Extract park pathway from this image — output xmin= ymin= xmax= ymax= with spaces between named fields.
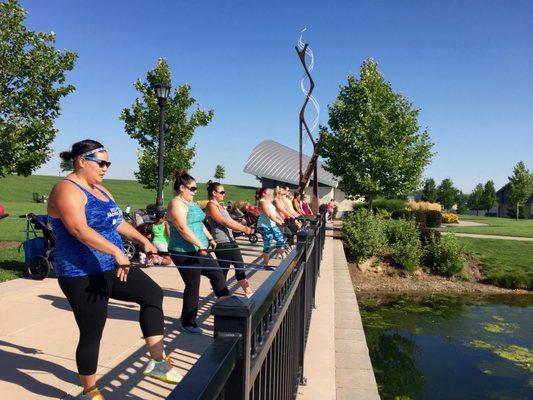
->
xmin=441 ymin=232 xmax=533 ymax=241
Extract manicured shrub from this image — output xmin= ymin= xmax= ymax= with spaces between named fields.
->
xmin=424 ymin=235 xmax=465 ymax=277
xmin=419 ymin=225 xmax=442 ymax=246
xmin=391 ymin=210 xmax=412 ymax=220
xmin=342 ymin=209 xmax=386 ymax=262
xmin=441 ymin=212 xmax=459 ymax=224
xmin=384 ymin=219 xmax=421 ymax=272
xmin=408 ymin=201 xmax=442 ymax=211
xmin=425 ymin=210 xmax=442 ymax=227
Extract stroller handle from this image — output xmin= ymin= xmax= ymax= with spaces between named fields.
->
xmin=19 ymin=213 xmax=35 ymax=219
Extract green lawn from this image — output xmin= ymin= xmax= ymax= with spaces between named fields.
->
xmin=458 ymin=237 xmax=533 ymax=290
xmin=0 ymin=247 xmax=25 ymax=283
xmin=441 ymin=214 xmax=533 ymax=238
xmin=0 ymin=175 xmax=258 ymax=281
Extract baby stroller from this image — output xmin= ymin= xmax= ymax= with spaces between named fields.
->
xmin=19 ymin=213 xmax=55 ymax=280
xmin=121 ymin=208 xmax=155 ymax=259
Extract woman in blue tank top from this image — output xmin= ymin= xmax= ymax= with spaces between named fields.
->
xmin=48 ymin=140 xmax=181 ymax=400
xmin=167 ymin=170 xmax=230 ymax=334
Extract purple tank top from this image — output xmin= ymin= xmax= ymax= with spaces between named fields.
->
xmin=50 ymin=179 xmax=124 ymax=277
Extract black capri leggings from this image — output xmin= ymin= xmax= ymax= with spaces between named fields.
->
xmin=58 ymin=268 xmax=164 ymax=376
xmin=215 ymin=242 xmax=246 ymax=282
xmin=171 ymin=252 xmax=230 ymax=326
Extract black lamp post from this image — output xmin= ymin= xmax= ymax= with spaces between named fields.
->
xmin=154 ymin=83 xmax=170 ymax=214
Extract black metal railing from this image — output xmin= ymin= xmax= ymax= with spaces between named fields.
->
xmin=167 ymin=214 xmax=327 ymax=400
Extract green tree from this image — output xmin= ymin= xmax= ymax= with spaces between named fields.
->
xmin=468 ymin=183 xmax=484 ymax=216
xmin=214 ymin=164 xmax=225 ymax=181
xmin=455 ymin=191 xmax=469 ymax=215
xmin=508 ymin=161 xmax=533 ymax=221
xmin=422 ymin=178 xmax=437 ymax=202
xmin=319 ymin=58 xmax=433 ymax=210
xmin=0 ymin=0 xmax=77 ymax=177
xmin=120 ymin=58 xmax=214 ymax=189
xmin=481 ymin=180 xmax=497 ymax=214
xmin=59 ymin=159 xmax=73 ymax=173
xmin=437 ymin=178 xmax=458 ymax=210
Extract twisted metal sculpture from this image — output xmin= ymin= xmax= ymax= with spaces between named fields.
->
xmin=296 ymin=28 xmax=320 ymax=212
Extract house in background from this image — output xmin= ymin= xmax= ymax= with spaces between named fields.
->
xmin=243 ymin=140 xmax=355 ymax=212
xmin=496 ymin=183 xmax=533 ymax=218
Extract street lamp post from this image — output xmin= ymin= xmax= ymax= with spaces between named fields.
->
xmin=155 ymin=83 xmax=170 ymax=214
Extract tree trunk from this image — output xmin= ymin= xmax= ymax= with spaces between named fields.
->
xmin=516 ymin=203 xmax=519 ymax=221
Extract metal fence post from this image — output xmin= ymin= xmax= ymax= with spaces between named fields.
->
xmin=296 ymin=230 xmax=309 ymax=386
xmin=212 ymin=296 xmax=255 ymax=400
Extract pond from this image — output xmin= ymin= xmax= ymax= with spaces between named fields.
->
xmin=359 ymin=294 xmax=533 ymax=400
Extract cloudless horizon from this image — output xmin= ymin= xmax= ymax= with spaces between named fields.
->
xmin=20 ymin=0 xmax=533 ymax=193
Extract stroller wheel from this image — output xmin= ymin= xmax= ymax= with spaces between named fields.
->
xmin=249 ymin=233 xmax=258 ymax=244
xmin=27 ymin=255 xmax=51 ymax=280
xmin=123 ymin=241 xmax=137 ymax=260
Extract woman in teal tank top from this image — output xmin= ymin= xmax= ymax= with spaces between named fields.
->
xmin=166 ymin=170 xmax=230 ymax=334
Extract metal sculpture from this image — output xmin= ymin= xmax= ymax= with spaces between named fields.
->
xmin=296 ymin=28 xmax=320 ymax=213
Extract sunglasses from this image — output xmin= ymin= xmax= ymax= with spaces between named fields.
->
xmin=216 ymin=190 xmax=226 ymax=195
xmin=186 ymin=185 xmax=198 ymax=193
xmin=85 ymin=156 xmax=111 ymax=168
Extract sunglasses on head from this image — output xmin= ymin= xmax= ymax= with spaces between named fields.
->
xmin=84 ymin=155 xmax=111 ymax=168
xmin=216 ymin=190 xmax=226 ymax=195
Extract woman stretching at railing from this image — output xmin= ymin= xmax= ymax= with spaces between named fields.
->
xmin=167 ymin=170 xmax=230 ymax=335
xmin=205 ymin=180 xmax=254 ymax=297
xmin=256 ymin=187 xmax=287 ymax=265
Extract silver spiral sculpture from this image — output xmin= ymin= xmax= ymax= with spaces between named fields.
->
xmin=296 ymin=28 xmax=320 ymax=212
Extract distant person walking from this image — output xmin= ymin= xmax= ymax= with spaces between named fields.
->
xmin=326 ymin=199 xmax=335 ymax=220
xmin=167 ymin=170 xmax=230 ymax=334
xmin=205 ymin=180 xmax=254 ymax=297
xmin=48 ymin=140 xmax=181 ymax=400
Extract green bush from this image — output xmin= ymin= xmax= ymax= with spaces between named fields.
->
xmin=424 ymin=235 xmax=465 ymax=276
xmin=425 ymin=210 xmax=442 ymax=228
xmin=342 ymin=209 xmax=386 ymax=262
xmin=353 ymin=198 xmax=407 ymax=214
xmin=384 ymin=219 xmax=421 ymax=272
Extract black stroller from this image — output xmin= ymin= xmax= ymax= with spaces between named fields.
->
xmin=19 ymin=213 xmax=55 ymax=280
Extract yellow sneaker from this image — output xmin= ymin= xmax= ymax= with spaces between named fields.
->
xmin=143 ymin=356 xmax=183 ymax=384
xmin=78 ymin=387 xmax=104 ymax=400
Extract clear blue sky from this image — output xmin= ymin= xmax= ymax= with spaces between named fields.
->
xmin=22 ymin=0 xmax=533 ymax=192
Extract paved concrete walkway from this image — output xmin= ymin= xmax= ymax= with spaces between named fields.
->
xmin=441 ymin=232 xmax=533 ymax=241
xmin=0 ymin=238 xmax=276 ymax=399
xmin=297 ymin=225 xmax=380 ymax=400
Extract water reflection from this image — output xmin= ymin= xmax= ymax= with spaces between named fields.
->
xmin=359 ymin=294 xmax=533 ymax=400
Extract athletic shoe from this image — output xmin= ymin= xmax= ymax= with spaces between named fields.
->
xmin=143 ymin=356 xmax=183 ymax=384
xmin=180 ymin=322 xmax=203 ymax=334
xmin=78 ymin=387 xmax=104 ymax=400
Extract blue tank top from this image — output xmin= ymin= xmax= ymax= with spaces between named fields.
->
xmin=50 ymin=179 xmax=124 ymax=277
xmin=169 ymin=201 xmax=209 ymax=252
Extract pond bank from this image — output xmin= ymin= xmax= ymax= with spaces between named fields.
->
xmin=347 ymin=258 xmax=531 ymax=296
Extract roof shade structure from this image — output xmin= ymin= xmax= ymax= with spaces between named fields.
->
xmin=243 ymin=140 xmax=338 ymax=188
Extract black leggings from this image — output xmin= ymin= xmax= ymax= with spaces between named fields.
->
xmin=171 ymin=252 xmax=230 ymax=326
xmin=58 ymin=268 xmax=164 ymax=376
xmin=215 ymin=242 xmax=246 ymax=282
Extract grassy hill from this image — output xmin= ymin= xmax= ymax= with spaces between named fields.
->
xmin=0 ymin=175 xmax=257 ymax=243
